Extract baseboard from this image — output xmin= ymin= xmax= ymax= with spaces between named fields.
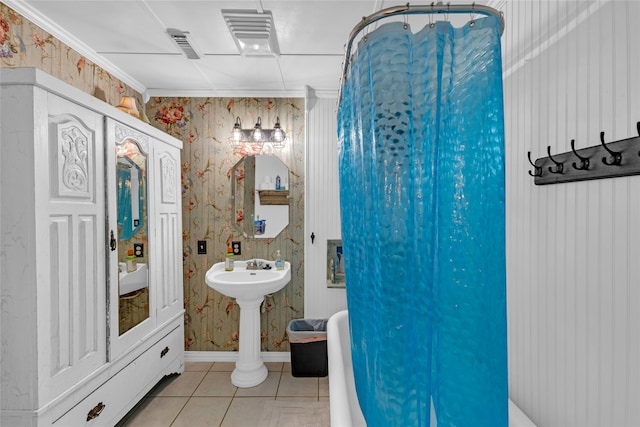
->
xmin=185 ymin=351 xmax=291 ymax=363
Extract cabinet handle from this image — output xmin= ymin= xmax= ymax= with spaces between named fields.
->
xmin=160 ymin=346 xmax=169 ymax=358
xmin=109 ymin=230 xmax=117 ymax=251
xmin=86 ymin=401 xmax=105 ymax=421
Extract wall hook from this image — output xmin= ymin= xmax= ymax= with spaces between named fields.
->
xmin=547 ymin=146 xmax=564 ymax=174
xmin=527 ymin=151 xmax=542 ymax=177
xmin=570 ymin=139 xmax=589 ymax=170
xmin=600 ymin=131 xmax=622 ymax=166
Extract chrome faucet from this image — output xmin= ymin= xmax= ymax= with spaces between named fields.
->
xmin=246 ymin=259 xmax=262 ymax=270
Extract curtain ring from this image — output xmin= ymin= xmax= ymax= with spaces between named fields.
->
xmin=429 ymin=3 xmax=435 ymax=28
xmin=402 ymin=3 xmax=409 ymax=29
xmin=469 ymin=2 xmax=476 ymax=27
xmin=361 ymin=16 xmax=369 ymax=42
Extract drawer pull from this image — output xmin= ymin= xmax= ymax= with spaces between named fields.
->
xmin=160 ymin=346 xmax=169 ymax=358
xmin=86 ymin=402 xmax=105 ymax=421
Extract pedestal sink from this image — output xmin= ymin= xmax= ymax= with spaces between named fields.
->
xmin=205 ymin=259 xmax=291 ymax=387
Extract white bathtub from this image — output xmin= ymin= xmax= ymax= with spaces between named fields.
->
xmin=327 ymin=310 xmax=536 ymax=427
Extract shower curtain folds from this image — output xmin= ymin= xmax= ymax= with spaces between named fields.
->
xmin=337 ymin=15 xmax=507 ymax=427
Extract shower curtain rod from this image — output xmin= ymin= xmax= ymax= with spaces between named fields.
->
xmin=338 ymin=2 xmax=505 ymax=102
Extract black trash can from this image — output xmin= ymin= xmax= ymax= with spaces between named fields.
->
xmin=286 ymin=319 xmax=329 ymax=377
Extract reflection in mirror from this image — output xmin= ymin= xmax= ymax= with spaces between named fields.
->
xmin=117 ymin=157 xmax=143 ymax=240
xmin=231 ymin=155 xmax=289 ymax=239
xmin=232 ymin=156 xmax=255 ymax=238
xmin=116 ymin=139 xmax=149 ymax=335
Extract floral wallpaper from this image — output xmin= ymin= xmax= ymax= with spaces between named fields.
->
xmin=1 ymin=3 xmax=306 ymax=353
xmin=147 ymin=97 xmax=305 ymax=352
xmin=0 ymin=3 xmax=143 ymax=114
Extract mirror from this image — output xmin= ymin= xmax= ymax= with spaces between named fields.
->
xmin=116 ymin=139 xmax=149 ymax=335
xmin=232 ymin=155 xmax=289 ymax=239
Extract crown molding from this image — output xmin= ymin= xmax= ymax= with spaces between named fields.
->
xmin=145 ymin=88 xmax=308 ymax=99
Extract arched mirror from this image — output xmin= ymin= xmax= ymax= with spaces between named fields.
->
xmin=232 ymin=155 xmax=289 ymax=239
xmin=115 ymin=139 xmax=149 ymax=335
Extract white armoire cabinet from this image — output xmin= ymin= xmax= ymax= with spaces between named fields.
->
xmin=1 ymin=68 xmax=184 ymax=426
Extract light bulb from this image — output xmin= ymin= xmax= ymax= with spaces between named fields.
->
xmin=272 ymin=128 xmax=285 ymax=142
xmin=252 ymin=117 xmax=263 ymax=142
xmin=230 ymin=117 xmax=243 ymax=142
xmin=271 ymin=117 xmax=286 ymax=147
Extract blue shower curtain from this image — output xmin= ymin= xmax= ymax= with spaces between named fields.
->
xmin=117 ymin=165 xmax=142 ymax=241
xmin=337 ymin=16 xmax=507 ymax=427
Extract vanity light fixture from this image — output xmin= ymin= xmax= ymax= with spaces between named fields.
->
xmin=229 ymin=116 xmax=287 ymax=152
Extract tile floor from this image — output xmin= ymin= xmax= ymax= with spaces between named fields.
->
xmin=117 ymin=361 xmax=330 ymax=426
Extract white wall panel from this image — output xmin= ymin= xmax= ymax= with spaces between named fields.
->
xmin=503 ymin=1 xmax=640 ymax=425
xmin=304 ymin=93 xmax=348 ymax=319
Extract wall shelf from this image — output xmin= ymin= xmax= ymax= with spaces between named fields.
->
xmin=258 ymin=190 xmax=289 ymax=205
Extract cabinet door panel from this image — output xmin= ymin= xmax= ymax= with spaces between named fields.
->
xmin=154 ymin=148 xmax=184 ymax=326
xmin=41 ymin=93 xmax=107 ymax=402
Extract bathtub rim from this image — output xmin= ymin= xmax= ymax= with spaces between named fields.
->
xmin=327 ymin=309 xmax=536 ymax=427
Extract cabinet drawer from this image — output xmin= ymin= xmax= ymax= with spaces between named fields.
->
xmin=54 ymin=326 xmax=183 ymax=426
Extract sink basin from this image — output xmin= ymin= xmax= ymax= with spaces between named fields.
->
xmin=119 ymin=263 xmax=148 ymax=296
xmin=205 ymin=260 xmax=291 ymax=300
xmin=204 ymin=259 xmax=291 ymax=388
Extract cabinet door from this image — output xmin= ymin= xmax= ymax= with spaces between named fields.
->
xmin=40 ymin=93 xmax=107 ymax=402
xmin=106 ymin=118 xmax=154 ymax=360
xmin=152 ymin=142 xmax=184 ymax=327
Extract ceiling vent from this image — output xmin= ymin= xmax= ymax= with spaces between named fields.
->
xmin=167 ymin=28 xmax=201 ymax=60
xmin=221 ymin=9 xmax=280 ymax=57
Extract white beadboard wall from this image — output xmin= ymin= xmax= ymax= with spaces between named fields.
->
xmin=304 ymin=92 xmax=348 ymax=319
xmin=503 ymin=1 xmax=640 ymax=426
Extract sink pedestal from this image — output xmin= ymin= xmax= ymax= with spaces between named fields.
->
xmin=231 ymin=296 xmax=269 ymax=388
xmin=204 ymin=259 xmax=291 ymax=388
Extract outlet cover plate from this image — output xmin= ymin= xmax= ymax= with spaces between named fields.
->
xmin=232 ymin=241 xmax=241 ymax=255
xmin=133 ymin=243 xmax=144 ymax=258
xmin=197 ymin=240 xmax=207 ymax=254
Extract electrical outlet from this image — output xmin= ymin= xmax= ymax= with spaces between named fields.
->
xmin=197 ymin=240 xmax=207 ymax=254
xmin=232 ymin=241 xmax=241 ymax=255
xmin=133 ymin=243 xmax=144 ymax=258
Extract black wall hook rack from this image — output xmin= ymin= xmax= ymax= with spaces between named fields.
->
xmin=529 ymin=122 xmax=640 ymax=185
